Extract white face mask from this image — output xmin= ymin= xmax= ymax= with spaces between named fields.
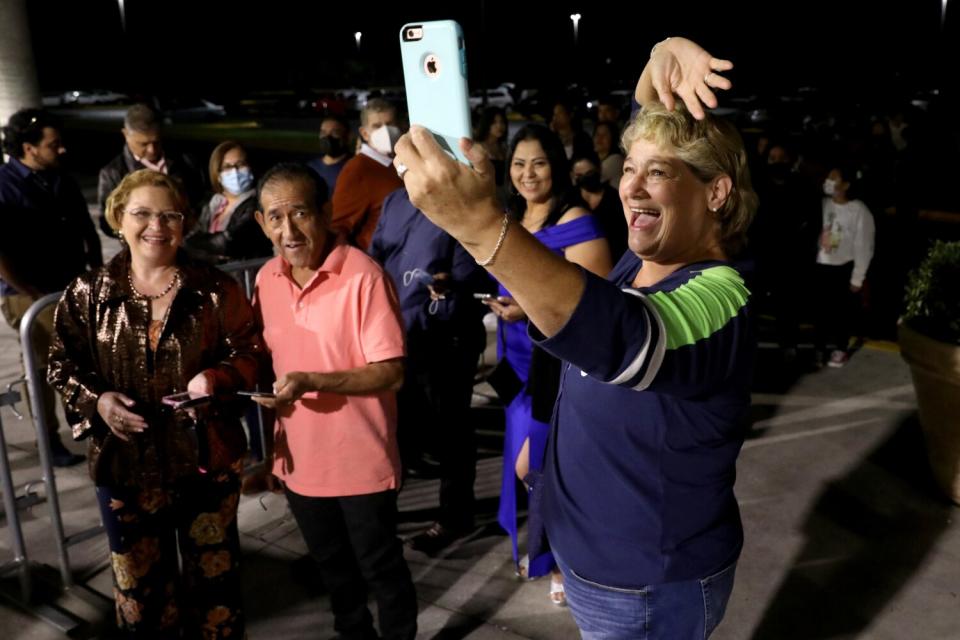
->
xmin=368 ymin=125 xmax=402 ymax=156
xmin=823 ymin=178 xmax=837 ymax=196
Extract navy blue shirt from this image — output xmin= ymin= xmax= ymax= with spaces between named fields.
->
xmin=0 ymin=158 xmax=100 ymax=296
xmin=536 ymin=254 xmax=754 ymax=588
xmin=307 ymin=156 xmax=348 ymax=199
xmin=368 ymin=188 xmax=491 ymax=347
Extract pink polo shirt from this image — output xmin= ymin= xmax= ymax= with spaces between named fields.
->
xmin=253 ymin=242 xmax=405 ymax=497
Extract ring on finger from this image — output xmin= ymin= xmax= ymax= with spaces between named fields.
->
xmin=396 ymin=161 xmax=408 ymax=180
xmin=704 ymin=72 xmax=712 ymax=84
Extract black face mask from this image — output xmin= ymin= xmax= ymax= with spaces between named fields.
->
xmin=318 ymin=135 xmax=345 ymax=158
xmin=575 ymin=171 xmax=604 ymax=194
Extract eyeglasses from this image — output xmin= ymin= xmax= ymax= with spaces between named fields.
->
xmin=220 ymin=161 xmax=249 ymax=171
xmin=125 ymin=208 xmax=185 ymax=226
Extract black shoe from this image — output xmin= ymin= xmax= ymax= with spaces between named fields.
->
xmin=405 ymin=522 xmax=472 ymax=555
xmin=50 ymin=440 xmax=85 ymax=468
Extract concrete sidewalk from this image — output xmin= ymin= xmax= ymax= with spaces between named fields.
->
xmin=1 ymin=290 xmax=958 ymax=638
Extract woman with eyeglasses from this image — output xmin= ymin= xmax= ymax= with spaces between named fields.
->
xmin=184 ymin=140 xmax=273 ymax=263
xmin=47 ymin=169 xmax=264 ymax=637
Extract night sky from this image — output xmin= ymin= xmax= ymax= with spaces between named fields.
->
xmin=26 ymin=0 xmax=957 ymax=104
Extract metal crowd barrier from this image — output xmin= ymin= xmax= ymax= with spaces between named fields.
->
xmin=1 ymin=256 xmax=269 ymax=628
xmin=220 ymin=257 xmax=271 ymax=462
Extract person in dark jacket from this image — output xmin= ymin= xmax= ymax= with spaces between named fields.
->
xmin=369 ymin=187 xmax=492 ymax=552
xmin=185 ymin=141 xmax=273 ymax=263
xmin=0 ymin=107 xmax=101 ymax=466
xmin=97 ymin=103 xmax=204 ymax=235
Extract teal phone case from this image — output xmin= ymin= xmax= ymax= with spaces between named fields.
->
xmin=399 ymin=20 xmax=471 ymax=164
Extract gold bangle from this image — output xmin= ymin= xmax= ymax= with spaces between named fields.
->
xmin=650 ymin=36 xmax=672 ymax=59
xmin=476 ymin=214 xmax=510 ymax=267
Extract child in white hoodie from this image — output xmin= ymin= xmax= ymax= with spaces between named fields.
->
xmin=814 ymin=164 xmax=876 ymax=367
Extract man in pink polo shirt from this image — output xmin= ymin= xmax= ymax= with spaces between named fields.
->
xmin=251 ymin=163 xmax=417 ymax=640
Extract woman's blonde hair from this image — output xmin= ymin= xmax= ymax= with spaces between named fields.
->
xmin=621 ymin=102 xmax=758 ymax=257
xmin=104 ymin=169 xmax=192 ymax=231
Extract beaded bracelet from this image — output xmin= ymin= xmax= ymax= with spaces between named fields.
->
xmin=476 ymin=214 xmax=510 ymax=267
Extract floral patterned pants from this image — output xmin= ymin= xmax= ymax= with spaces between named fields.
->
xmin=96 ymin=471 xmax=243 ymax=639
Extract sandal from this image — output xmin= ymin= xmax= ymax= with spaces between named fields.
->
xmin=549 ymin=574 xmax=567 ymax=607
xmin=515 ymin=554 xmax=532 ymax=580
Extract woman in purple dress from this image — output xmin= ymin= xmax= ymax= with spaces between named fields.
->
xmin=485 ymin=124 xmax=612 ymax=605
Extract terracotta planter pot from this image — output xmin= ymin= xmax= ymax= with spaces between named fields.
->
xmin=899 ymin=322 xmax=960 ymax=505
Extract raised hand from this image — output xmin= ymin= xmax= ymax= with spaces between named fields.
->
xmin=637 ymin=37 xmax=734 ymax=120
xmin=394 ymin=126 xmax=501 ymax=245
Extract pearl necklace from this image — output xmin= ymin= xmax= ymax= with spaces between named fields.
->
xmin=129 ymin=270 xmax=180 ymax=300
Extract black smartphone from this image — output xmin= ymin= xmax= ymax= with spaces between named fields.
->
xmin=236 ymin=390 xmax=277 ymax=399
xmin=161 ymin=391 xmax=212 ymax=409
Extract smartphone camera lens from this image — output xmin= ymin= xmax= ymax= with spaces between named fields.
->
xmin=407 ymin=29 xmax=414 ymax=38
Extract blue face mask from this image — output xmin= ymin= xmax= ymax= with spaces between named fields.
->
xmin=220 ymin=167 xmax=254 ymax=195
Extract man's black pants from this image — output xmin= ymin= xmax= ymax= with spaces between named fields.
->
xmin=285 ymin=488 xmax=418 ymax=640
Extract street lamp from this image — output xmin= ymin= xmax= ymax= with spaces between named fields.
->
xmin=354 ymin=31 xmax=362 ymax=50
xmin=570 ymin=13 xmax=581 ymax=46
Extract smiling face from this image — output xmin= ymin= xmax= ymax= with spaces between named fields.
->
xmin=619 ymin=138 xmax=722 ymax=264
xmin=120 ymin=185 xmax=184 ymax=266
xmin=509 ymin=139 xmax=553 ymax=204
xmin=256 ymin=177 xmax=329 ymax=273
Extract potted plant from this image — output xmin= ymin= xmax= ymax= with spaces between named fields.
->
xmin=898 ymin=240 xmax=960 ymax=504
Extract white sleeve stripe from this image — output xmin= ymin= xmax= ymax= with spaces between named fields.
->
xmin=631 ymin=293 xmax=667 ymax=391
xmin=605 ymin=289 xmax=666 ymax=388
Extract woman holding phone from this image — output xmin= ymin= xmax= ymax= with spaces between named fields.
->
xmin=48 ymin=170 xmax=263 ymax=638
xmin=486 ymin=123 xmax=611 ymax=605
xmin=395 ymin=37 xmax=752 ymax=639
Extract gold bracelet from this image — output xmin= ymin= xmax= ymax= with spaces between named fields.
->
xmin=650 ymin=36 xmax=672 ymax=59
xmin=476 ymin=214 xmax=510 ymax=267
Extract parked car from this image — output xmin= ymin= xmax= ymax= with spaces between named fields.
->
xmin=469 ymin=87 xmax=514 ymax=110
xmin=43 ymin=89 xmax=129 ymax=107
xmin=152 ymin=97 xmax=226 ymax=123
xmin=300 ymin=92 xmax=351 ymax=117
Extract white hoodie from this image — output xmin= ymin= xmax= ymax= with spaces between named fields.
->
xmin=817 ymin=198 xmax=876 ymax=288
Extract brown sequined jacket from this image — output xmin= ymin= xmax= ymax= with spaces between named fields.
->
xmin=47 ymin=250 xmax=264 ymax=488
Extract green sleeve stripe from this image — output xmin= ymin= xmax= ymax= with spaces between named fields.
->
xmin=647 ymin=266 xmax=750 ymax=350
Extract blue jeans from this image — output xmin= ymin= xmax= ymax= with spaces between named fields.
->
xmin=557 ymin=555 xmax=737 ymax=640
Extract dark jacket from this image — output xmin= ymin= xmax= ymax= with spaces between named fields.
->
xmin=97 ymin=145 xmax=205 ymax=234
xmin=0 ymin=157 xmax=102 ymax=296
xmin=368 ymin=187 xmax=491 ymax=358
xmin=47 ymin=250 xmax=264 ymax=488
xmin=184 ymin=192 xmax=273 ymax=263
